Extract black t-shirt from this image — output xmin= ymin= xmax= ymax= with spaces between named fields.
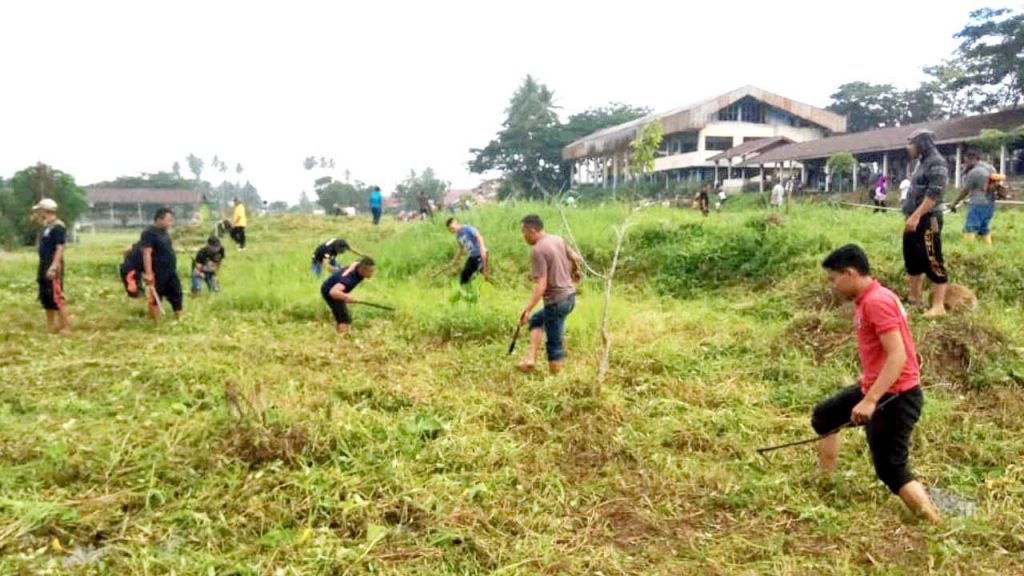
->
xmin=38 ymin=220 xmax=67 ymax=276
xmin=312 ymin=238 xmax=349 ymax=262
xmin=193 ymin=246 xmax=226 ymax=272
xmin=320 ymin=265 xmax=364 ymax=297
xmin=140 ymin=226 xmax=177 ymax=278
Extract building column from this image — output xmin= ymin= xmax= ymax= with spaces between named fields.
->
xmin=882 ymin=152 xmax=889 ymax=181
xmin=852 ymin=160 xmax=858 ymax=191
xmin=801 ymin=163 xmax=808 ymax=186
xmin=137 ymin=202 xmax=142 ymax=223
xmin=759 ymin=164 xmax=765 ymax=194
xmin=602 ymin=157 xmax=608 ymax=189
xmin=1000 ymin=144 xmax=1007 ymax=175
xmin=715 ymin=160 xmax=720 ymax=185
xmin=825 ymin=164 xmax=832 ymax=192
xmin=612 ymin=154 xmax=619 ymax=190
xmin=955 ymin=144 xmax=962 ymax=188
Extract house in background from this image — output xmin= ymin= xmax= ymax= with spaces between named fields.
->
xmin=562 ymin=85 xmax=846 ymax=188
xmin=84 ymin=187 xmax=202 ymax=227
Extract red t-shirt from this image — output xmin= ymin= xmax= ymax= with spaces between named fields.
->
xmin=854 ymin=280 xmax=920 ymax=394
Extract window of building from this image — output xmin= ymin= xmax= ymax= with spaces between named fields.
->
xmin=717 ymin=97 xmax=765 ymax=124
xmin=705 ymin=136 xmax=734 ymax=151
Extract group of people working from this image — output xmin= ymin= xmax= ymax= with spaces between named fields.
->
xmin=27 ymin=129 xmax=1010 ymax=523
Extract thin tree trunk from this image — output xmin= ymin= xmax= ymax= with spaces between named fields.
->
xmin=595 ymin=221 xmax=628 ymax=392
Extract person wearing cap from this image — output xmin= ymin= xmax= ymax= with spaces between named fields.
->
xmin=902 ymin=129 xmax=950 ymax=318
xmin=230 ymin=198 xmax=247 ymax=250
xmin=950 ymin=149 xmax=997 ymax=244
xmin=32 ymin=199 xmax=71 ymax=334
xmin=191 ymin=235 xmax=226 ymax=296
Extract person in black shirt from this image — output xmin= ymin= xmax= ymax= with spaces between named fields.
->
xmin=140 ymin=207 xmax=183 ymax=321
xmin=191 ymin=235 xmax=226 ymax=296
xmin=32 ymin=198 xmax=70 ymax=334
xmin=321 ymin=256 xmax=376 ymax=335
xmin=311 ymin=238 xmax=351 ymax=277
xmin=120 ymin=242 xmax=144 ymax=298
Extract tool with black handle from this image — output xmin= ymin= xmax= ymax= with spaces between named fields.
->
xmin=756 ymin=392 xmax=902 ymax=456
xmin=507 ymin=323 xmax=522 ymax=355
xmin=350 ymin=300 xmax=395 ymax=312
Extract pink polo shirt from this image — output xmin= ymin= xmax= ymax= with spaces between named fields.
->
xmin=854 ymin=280 xmax=920 ymax=394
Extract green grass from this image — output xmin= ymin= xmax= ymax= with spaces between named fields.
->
xmin=2 ymin=201 xmax=1024 ymax=575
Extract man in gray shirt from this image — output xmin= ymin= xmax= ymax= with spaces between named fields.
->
xmin=951 ymin=149 xmax=997 ymax=244
xmin=517 ymin=214 xmax=582 ymax=375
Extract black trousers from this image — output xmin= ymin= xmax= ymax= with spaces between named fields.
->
xmin=460 ymin=256 xmax=483 ymax=285
xmin=230 ymin=226 xmax=247 ymax=248
xmin=903 ymin=214 xmax=947 ymax=284
xmin=811 ymin=385 xmax=924 ymax=494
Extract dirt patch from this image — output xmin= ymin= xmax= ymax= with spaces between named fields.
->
xmin=917 ymin=317 xmax=1006 ymax=386
xmin=224 ymin=423 xmax=309 ymax=467
xmin=779 ymin=313 xmax=854 ymax=362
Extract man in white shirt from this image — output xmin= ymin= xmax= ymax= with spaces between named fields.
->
xmin=899 ymin=177 xmax=911 ymax=206
xmin=771 ymin=182 xmax=785 ymax=208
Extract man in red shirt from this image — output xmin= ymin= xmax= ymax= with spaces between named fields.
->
xmin=814 ymin=244 xmax=939 ymax=523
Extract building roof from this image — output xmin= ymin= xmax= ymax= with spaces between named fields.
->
xmin=739 ymin=108 xmax=1024 ymax=166
xmin=562 ymin=85 xmax=846 ymax=161
xmin=706 ymin=136 xmax=793 ymax=162
xmin=86 ymin=187 xmax=202 ymax=205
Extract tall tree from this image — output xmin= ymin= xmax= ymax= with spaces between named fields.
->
xmin=827 ymin=82 xmax=906 ymax=132
xmin=946 ymin=7 xmax=1024 ymax=111
xmin=469 ymin=75 xmax=562 ymax=198
xmin=172 ymin=161 xmax=181 ymax=177
xmin=186 ymin=153 xmax=204 ymax=183
xmin=0 ymin=164 xmax=87 ymax=246
xmin=303 ymin=156 xmax=317 ymax=171
xmin=393 ymin=168 xmax=447 ymax=210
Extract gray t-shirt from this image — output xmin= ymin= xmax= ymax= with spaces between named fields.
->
xmin=530 ymin=234 xmax=576 ymax=305
xmin=965 ymin=162 xmax=995 ymax=206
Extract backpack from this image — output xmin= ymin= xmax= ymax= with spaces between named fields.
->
xmin=987 ymin=173 xmax=1011 ymax=200
xmin=120 ymin=243 xmax=144 ymax=298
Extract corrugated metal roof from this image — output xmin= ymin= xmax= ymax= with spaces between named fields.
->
xmin=706 ymin=136 xmax=793 ymax=162
xmin=739 ymin=108 xmax=1024 ymax=166
xmin=86 ymin=188 xmax=202 ymax=205
xmin=562 ymin=85 xmax=846 ymax=161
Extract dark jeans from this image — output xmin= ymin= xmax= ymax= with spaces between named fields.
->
xmin=191 ymin=270 xmax=219 ymax=293
xmin=372 ymin=207 xmax=382 ymax=225
xmin=230 ymin=226 xmax=247 ymax=248
xmin=154 ymin=273 xmax=184 ymax=312
xmin=460 ymin=256 xmax=483 ymax=285
xmin=528 ymin=294 xmax=576 ymax=362
xmin=811 ymin=385 xmax=924 ymax=494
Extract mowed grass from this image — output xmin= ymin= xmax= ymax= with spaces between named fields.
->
xmin=2 ymin=200 xmax=1024 ymax=575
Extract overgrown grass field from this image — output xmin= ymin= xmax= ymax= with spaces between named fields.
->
xmin=2 ymin=199 xmax=1024 ymax=575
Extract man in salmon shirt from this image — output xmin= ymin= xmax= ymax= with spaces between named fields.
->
xmin=813 ymin=244 xmax=940 ymax=523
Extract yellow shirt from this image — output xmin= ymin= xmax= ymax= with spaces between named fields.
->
xmin=232 ymin=203 xmax=247 ymax=227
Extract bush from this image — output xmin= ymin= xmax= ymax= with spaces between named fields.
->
xmin=0 ymin=164 xmax=87 ymax=247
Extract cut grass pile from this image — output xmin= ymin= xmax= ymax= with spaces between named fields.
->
xmin=1 ymin=201 xmax=1023 ymax=575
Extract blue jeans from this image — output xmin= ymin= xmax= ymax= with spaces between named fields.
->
xmin=191 ymin=270 xmax=218 ymax=293
xmin=964 ymin=203 xmax=995 ymax=236
xmin=372 ymin=207 xmax=382 ymax=225
xmin=311 ymin=259 xmax=337 ymax=277
xmin=528 ymin=294 xmax=576 ymax=362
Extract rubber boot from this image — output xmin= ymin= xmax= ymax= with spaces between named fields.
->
xmin=962 ymin=232 xmax=976 ymax=242
xmin=981 ymin=234 xmax=992 ymax=245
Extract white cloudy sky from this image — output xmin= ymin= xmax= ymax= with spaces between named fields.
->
xmin=0 ymin=0 xmax=993 ymax=203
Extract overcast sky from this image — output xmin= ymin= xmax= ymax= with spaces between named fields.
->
xmin=0 ymin=0 xmax=995 ymax=203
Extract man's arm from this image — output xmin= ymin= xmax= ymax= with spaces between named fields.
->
xmin=851 ymin=330 xmax=907 ymax=424
xmin=142 ymin=247 xmax=155 ymax=284
xmin=47 ymin=244 xmax=65 ymax=279
xmin=475 ymin=231 xmax=488 ymax=274
xmin=905 ymin=197 xmax=936 ymax=231
xmin=450 ymin=244 xmax=464 ymax=267
xmin=567 ymin=248 xmax=583 ymax=283
xmin=520 ymin=275 xmax=547 ymax=325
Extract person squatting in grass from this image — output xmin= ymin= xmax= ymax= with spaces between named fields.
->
xmin=32 ymin=198 xmax=71 ymax=335
xmin=950 ymin=149 xmax=997 ymax=244
xmin=321 ymin=256 xmax=376 ymax=335
xmin=902 ymin=128 xmax=950 ymax=318
xmin=517 ymin=214 xmax=583 ymax=375
xmin=311 ymin=238 xmax=352 ymax=277
xmin=191 ymin=235 xmax=226 ymax=296
xmin=230 ymin=197 xmax=247 ymax=250
xmin=814 ymin=244 xmax=940 ymax=523
xmin=141 ymin=207 xmax=184 ymax=322
xmin=446 ymin=217 xmax=488 ymax=284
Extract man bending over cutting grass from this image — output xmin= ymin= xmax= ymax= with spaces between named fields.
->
xmin=814 ymin=244 xmax=939 ymax=523
xmin=445 ymin=217 xmax=488 ymax=284
xmin=517 ymin=214 xmax=582 ymax=375
xmin=311 ymin=237 xmax=352 ymax=277
xmin=321 ymin=256 xmax=376 ymax=335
